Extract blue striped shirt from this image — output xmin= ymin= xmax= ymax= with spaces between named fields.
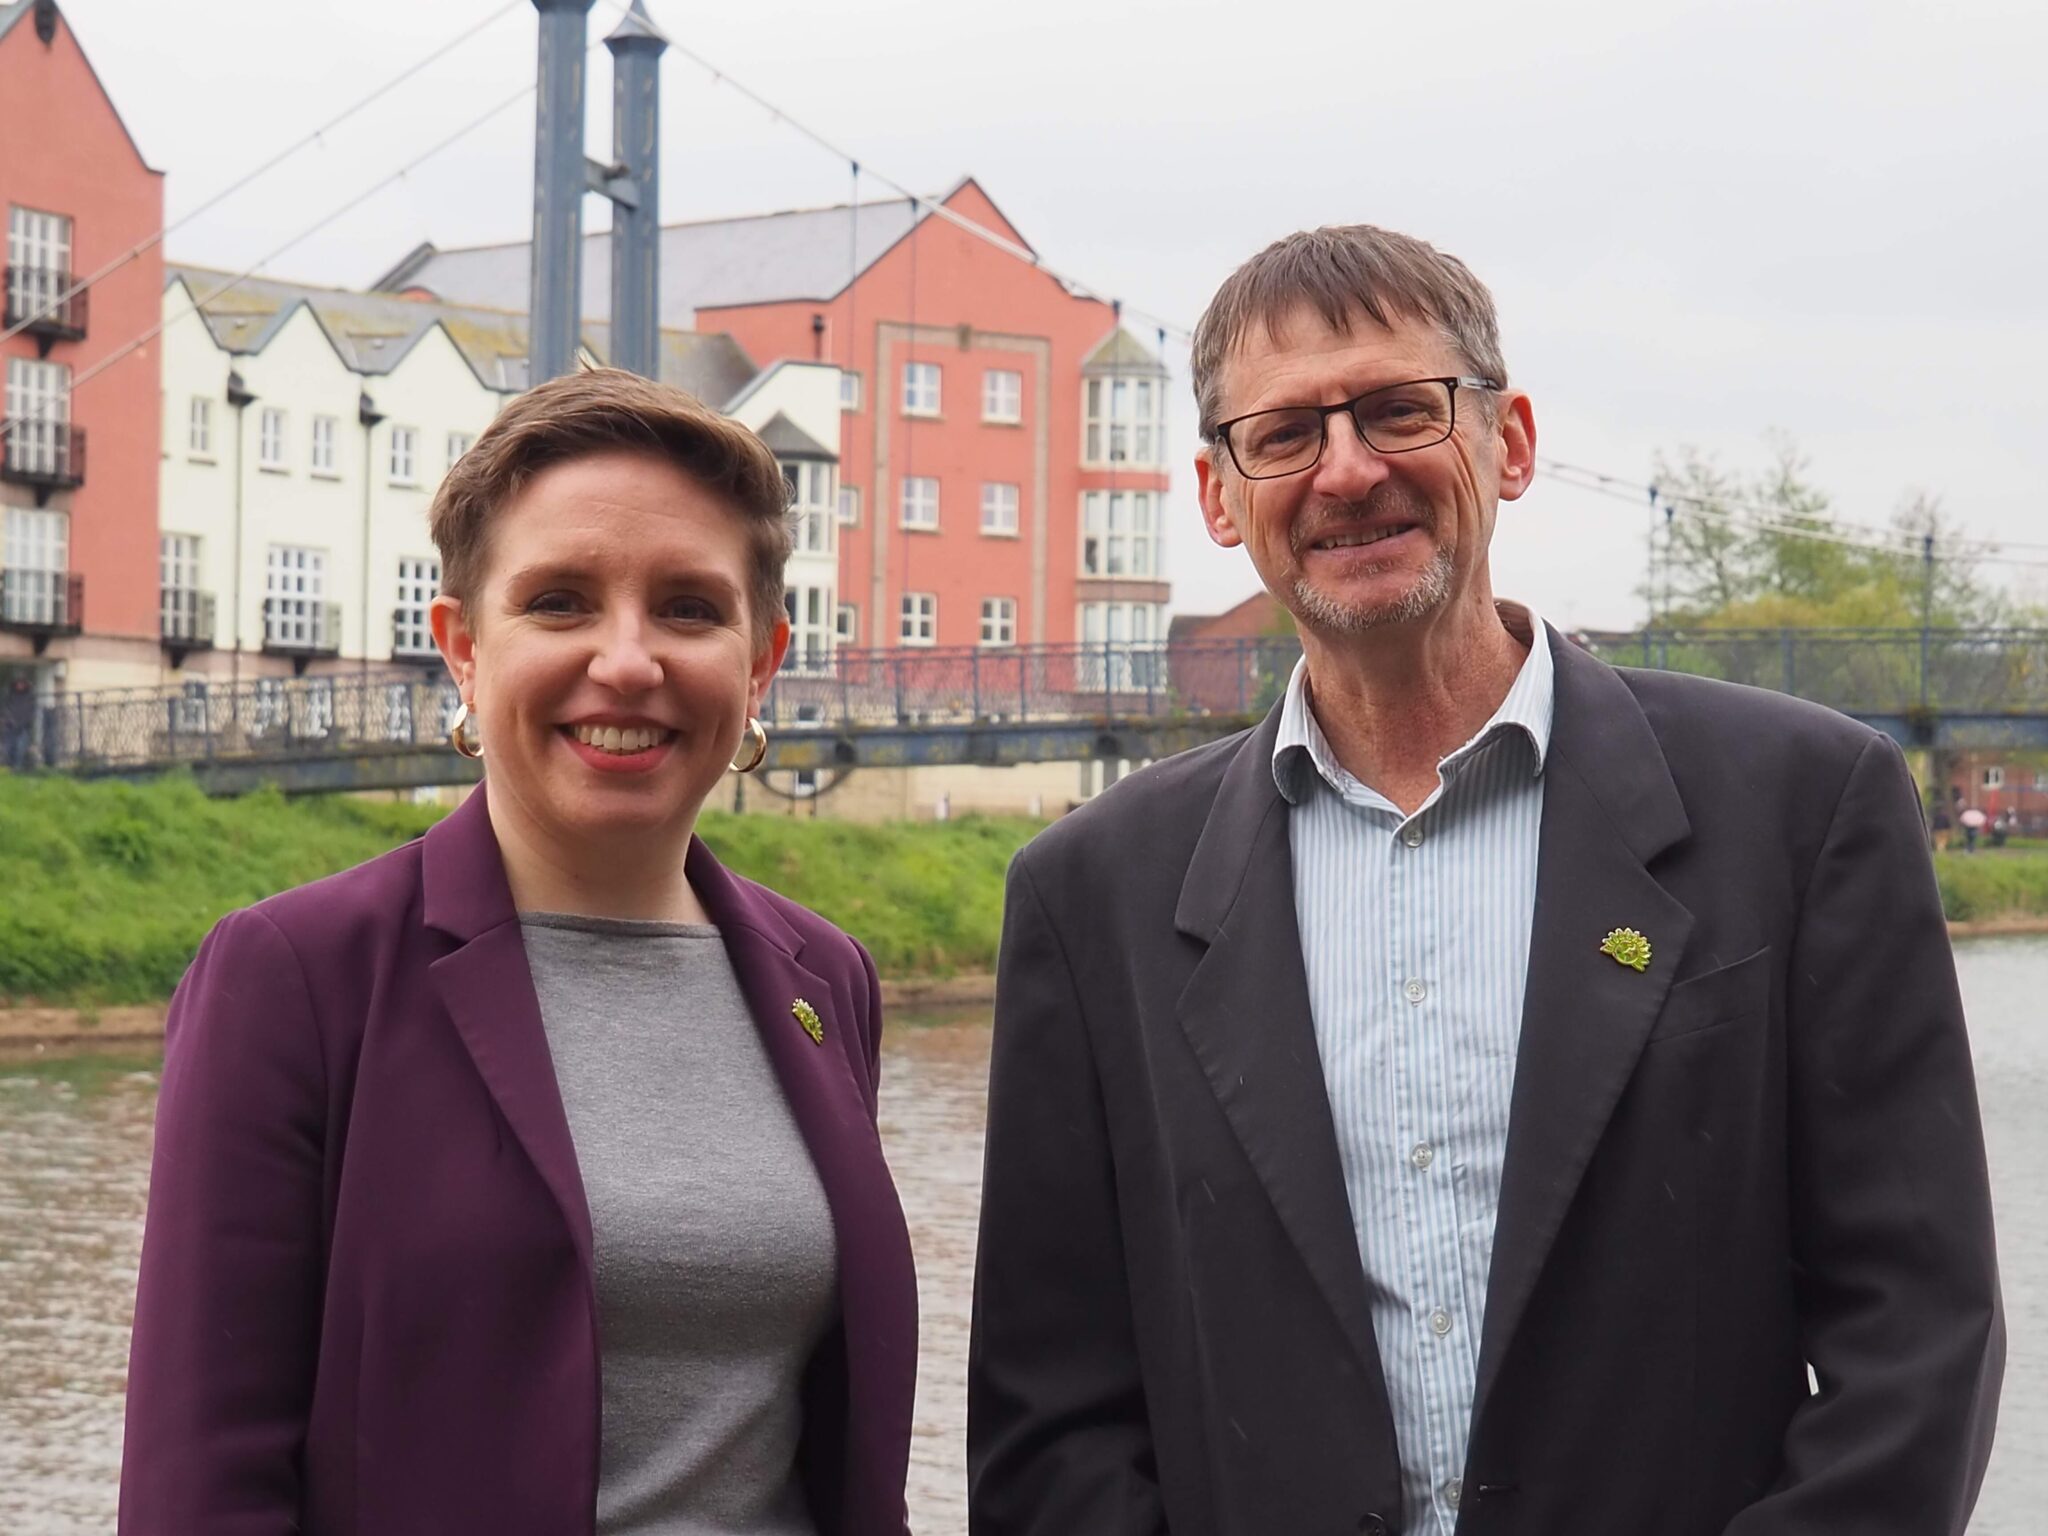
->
xmin=1273 ymin=605 xmax=1554 ymax=1535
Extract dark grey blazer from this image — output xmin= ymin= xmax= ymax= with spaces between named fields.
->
xmin=968 ymin=627 xmax=2003 ymax=1536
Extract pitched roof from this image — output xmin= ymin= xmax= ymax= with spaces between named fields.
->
xmin=374 ymin=189 xmax=953 ymax=324
xmin=168 ymin=264 xmax=757 ymax=403
xmin=754 ymin=411 xmax=835 ymax=460
xmin=0 ymin=0 xmax=162 ymax=174
xmin=1082 ymin=326 xmax=1169 ymax=374
xmin=0 ymin=2 xmax=31 ymax=44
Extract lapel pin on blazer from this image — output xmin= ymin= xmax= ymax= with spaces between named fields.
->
xmin=1600 ymin=927 xmax=1653 ymax=972
xmin=792 ymin=998 xmax=825 ymax=1046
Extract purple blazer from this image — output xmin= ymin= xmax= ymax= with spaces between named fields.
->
xmin=119 ymin=788 xmax=919 ymax=1535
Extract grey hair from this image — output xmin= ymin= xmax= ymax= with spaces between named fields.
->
xmin=1190 ymin=225 xmax=1508 ymax=443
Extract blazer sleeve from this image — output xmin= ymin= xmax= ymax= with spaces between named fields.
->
xmin=1725 ymin=735 xmax=2005 ymax=1535
xmin=967 ymin=853 xmax=1166 ymax=1536
xmin=120 ymin=907 xmax=328 ymax=1535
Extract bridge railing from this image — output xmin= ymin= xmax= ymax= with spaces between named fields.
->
xmin=1579 ymin=628 xmax=2048 ymax=714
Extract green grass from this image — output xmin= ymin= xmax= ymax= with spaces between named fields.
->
xmin=1933 ymin=847 xmax=2048 ymax=923
xmin=0 ymin=773 xmax=1042 ymax=1008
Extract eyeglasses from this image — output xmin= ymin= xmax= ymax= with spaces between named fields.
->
xmin=1209 ymin=376 xmax=1501 ymax=480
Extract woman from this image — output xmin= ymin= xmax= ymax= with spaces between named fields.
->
xmin=119 ymin=370 xmax=918 ymax=1535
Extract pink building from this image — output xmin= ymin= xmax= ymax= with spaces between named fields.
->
xmin=1 ymin=0 xmax=165 ymax=701
xmin=380 ymin=178 xmax=1173 ymax=656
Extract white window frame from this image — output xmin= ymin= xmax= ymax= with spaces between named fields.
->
xmin=388 ymin=424 xmax=419 ymax=485
xmin=835 ymin=602 xmax=859 ymax=645
xmin=446 ymin=430 xmax=474 ymax=470
xmin=7 ymin=207 xmax=72 ymax=324
xmin=310 ymin=414 xmax=338 ymax=476
xmin=258 ymin=407 xmax=288 ymax=471
xmin=1983 ymin=766 xmax=2005 ymax=790
xmin=160 ymin=533 xmax=202 ymax=638
xmin=900 ymin=475 xmax=940 ymax=531
xmin=839 ymin=370 xmax=862 ymax=412
xmin=394 ymin=556 xmax=440 ymax=658
xmin=1078 ymin=600 xmax=1165 ymax=690
xmin=1081 ymin=490 xmax=1159 ymax=577
xmin=264 ymin=545 xmax=329 ymax=648
xmin=784 ymin=582 xmax=834 ymax=672
xmin=980 ymin=482 xmax=1021 ymax=537
xmin=782 ymin=459 xmax=837 ymax=556
xmin=982 ymin=368 xmax=1023 ymax=424
xmin=2 ymin=506 xmax=68 ymax=626
xmin=188 ymin=396 xmax=213 ymax=459
xmin=838 ymin=484 xmax=861 ymax=527
xmin=1084 ymin=374 xmax=1166 ymax=468
xmin=5 ymin=357 xmax=70 ymax=477
xmin=980 ymin=596 xmax=1017 ymax=647
xmin=900 ymin=592 xmax=937 ymax=646
xmin=902 ymin=361 xmax=941 ymax=417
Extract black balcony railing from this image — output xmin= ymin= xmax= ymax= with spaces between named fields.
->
xmin=261 ymin=598 xmax=342 ymax=658
xmin=2 ymin=266 xmax=87 ymax=344
xmin=161 ymin=588 xmax=217 ymax=649
xmin=0 ymin=419 xmax=85 ymax=492
xmin=0 ymin=568 xmax=83 ymax=637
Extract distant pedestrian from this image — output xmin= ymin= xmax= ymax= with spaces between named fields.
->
xmin=2 ymin=674 xmax=34 ymax=772
xmin=1961 ymin=805 xmax=1988 ymax=853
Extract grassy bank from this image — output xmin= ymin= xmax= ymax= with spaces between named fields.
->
xmin=1933 ymin=848 xmax=2048 ymax=923
xmin=0 ymin=774 xmax=1040 ymax=1009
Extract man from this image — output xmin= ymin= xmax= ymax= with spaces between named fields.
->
xmin=968 ymin=226 xmax=2003 ymax=1536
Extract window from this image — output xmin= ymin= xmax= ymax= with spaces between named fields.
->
xmin=983 ymin=368 xmax=1023 ymax=423
xmin=902 ymin=361 xmax=941 ymax=416
xmin=258 ymin=407 xmax=287 ymax=470
xmin=836 ymin=602 xmax=858 ymax=645
xmin=6 ymin=207 xmax=72 ymax=322
xmin=980 ymin=482 xmax=1020 ymax=537
xmin=1079 ymin=600 xmax=1164 ymax=690
xmin=394 ymin=557 xmax=440 ymax=658
xmin=161 ymin=533 xmax=203 ymax=639
xmin=4 ymin=357 xmax=69 ymax=476
xmin=264 ymin=545 xmax=328 ymax=647
xmin=781 ymin=459 xmax=836 ymax=555
xmin=783 ymin=583 xmax=833 ymax=671
xmin=838 ymin=484 xmax=861 ymax=527
xmin=447 ymin=431 xmax=474 ymax=469
xmin=1081 ymin=491 xmax=1160 ymax=577
xmin=2035 ymin=770 xmax=2048 ymax=792
xmin=980 ymin=597 xmax=1017 ymax=647
xmin=188 ymin=396 xmax=213 ymax=457
xmin=1983 ymin=766 xmax=2006 ymax=790
xmin=839 ymin=370 xmax=862 ymax=412
xmin=900 ymin=592 xmax=937 ymax=646
xmin=1084 ymin=374 xmax=1166 ymax=466
xmin=310 ymin=414 xmax=338 ymax=475
xmin=389 ymin=425 xmax=419 ymax=484
xmin=900 ymin=475 xmax=939 ymax=531
xmin=1 ymin=507 xmax=67 ymax=626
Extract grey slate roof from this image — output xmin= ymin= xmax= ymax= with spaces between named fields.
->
xmin=375 ymin=195 xmax=933 ymax=326
xmin=754 ymin=411 xmax=835 ymax=461
xmin=168 ymin=264 xmax=757 ymax=404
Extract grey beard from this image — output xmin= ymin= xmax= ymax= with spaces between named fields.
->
xmin=1289 ymin=544 xmax=1455 ymax=634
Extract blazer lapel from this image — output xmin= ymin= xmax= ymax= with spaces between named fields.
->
xmin=687 ymin=839 xmax=919 ymax=1525
xmin=1174 ymin=708 xmax=1392 ymax=1398
xmin=422 ymin=789 xmax=594 ymax=1278
xmin=1472 ymin=634 xmax=1695 ymax=1423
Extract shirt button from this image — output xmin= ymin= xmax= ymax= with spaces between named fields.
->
xmin=1446 ymin=1479 xmax=1463 ymax=1509
xmin=1430 ymin=1308 xmax=1453 ymax=1336
xmin=1401 ymin=824 xmax=1424 ymax=848
xmin=1403 ymin=978 xmax=1426 ymax=1004
xmin=1410 ymin=1142 xmax=1435 ymax=1170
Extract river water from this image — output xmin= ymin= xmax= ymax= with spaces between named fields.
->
xmin=1 ymin=940 xmax=2042 ymax=1534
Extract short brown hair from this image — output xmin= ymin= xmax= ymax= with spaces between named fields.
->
xmin=1190 ymin=225 xmax=1507 ymax=440
xmin=430 ymin=368 xmax=794 ymax=642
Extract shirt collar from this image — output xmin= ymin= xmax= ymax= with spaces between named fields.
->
xmin=1272 ymin=600 xmax=1556 ymax=806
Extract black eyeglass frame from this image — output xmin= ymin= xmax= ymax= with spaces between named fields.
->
xmin=1209 ymin=375 xmax=1502 ymax=480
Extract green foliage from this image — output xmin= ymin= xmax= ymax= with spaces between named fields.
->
xmin=1932 ymin=850 xmax=2048 ymax=923
xmin=0 ymin=775 xmax=1045 ymax=1008
xmin=1647 ymin=436 xmax=2036 ymax=630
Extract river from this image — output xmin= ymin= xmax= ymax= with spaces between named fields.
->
xmin=1 ymin=939 xmax=2041 ymax=1534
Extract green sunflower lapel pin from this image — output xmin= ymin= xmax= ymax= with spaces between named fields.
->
xmin=792 ymin=998 xmax=825 ymax=1046
xmin=1600 ymin=927 xmax=1652 ymax=972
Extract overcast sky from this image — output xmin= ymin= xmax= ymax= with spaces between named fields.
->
xmin=67 ymin=0 xmax=2048 ymax=627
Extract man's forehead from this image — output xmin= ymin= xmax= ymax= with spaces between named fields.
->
xmin=1218 ymin=302 xmax=1450 ymax=404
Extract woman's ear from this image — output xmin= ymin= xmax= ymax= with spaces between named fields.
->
xmin=430 ymin=594 xmax=477 ymax=697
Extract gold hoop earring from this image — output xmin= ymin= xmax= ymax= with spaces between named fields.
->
xmin=449 ymin=699 xmax=483 ymax=760
xmin=729 ymin=716 xmax=768 ymax=774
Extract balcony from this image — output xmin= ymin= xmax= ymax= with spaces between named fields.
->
xmin=161 ymin=588 xmax=217 ymax=663
xmin=0 ymin=420 xmax=86 ymax=502
xmin=3 ymin=267 xmax=87 ymax=351
xmin=0 ymin=568 xmax=84 ymax=650
xmin=262 ymin=598 xmax=342 ymax=673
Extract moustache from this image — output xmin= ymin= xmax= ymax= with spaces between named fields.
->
xmin=1288 ymin=488 xmax=1437 ymax=559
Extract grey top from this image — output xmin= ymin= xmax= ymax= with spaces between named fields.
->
xmin=520 ymin=913 xmax=840 ymax=1536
